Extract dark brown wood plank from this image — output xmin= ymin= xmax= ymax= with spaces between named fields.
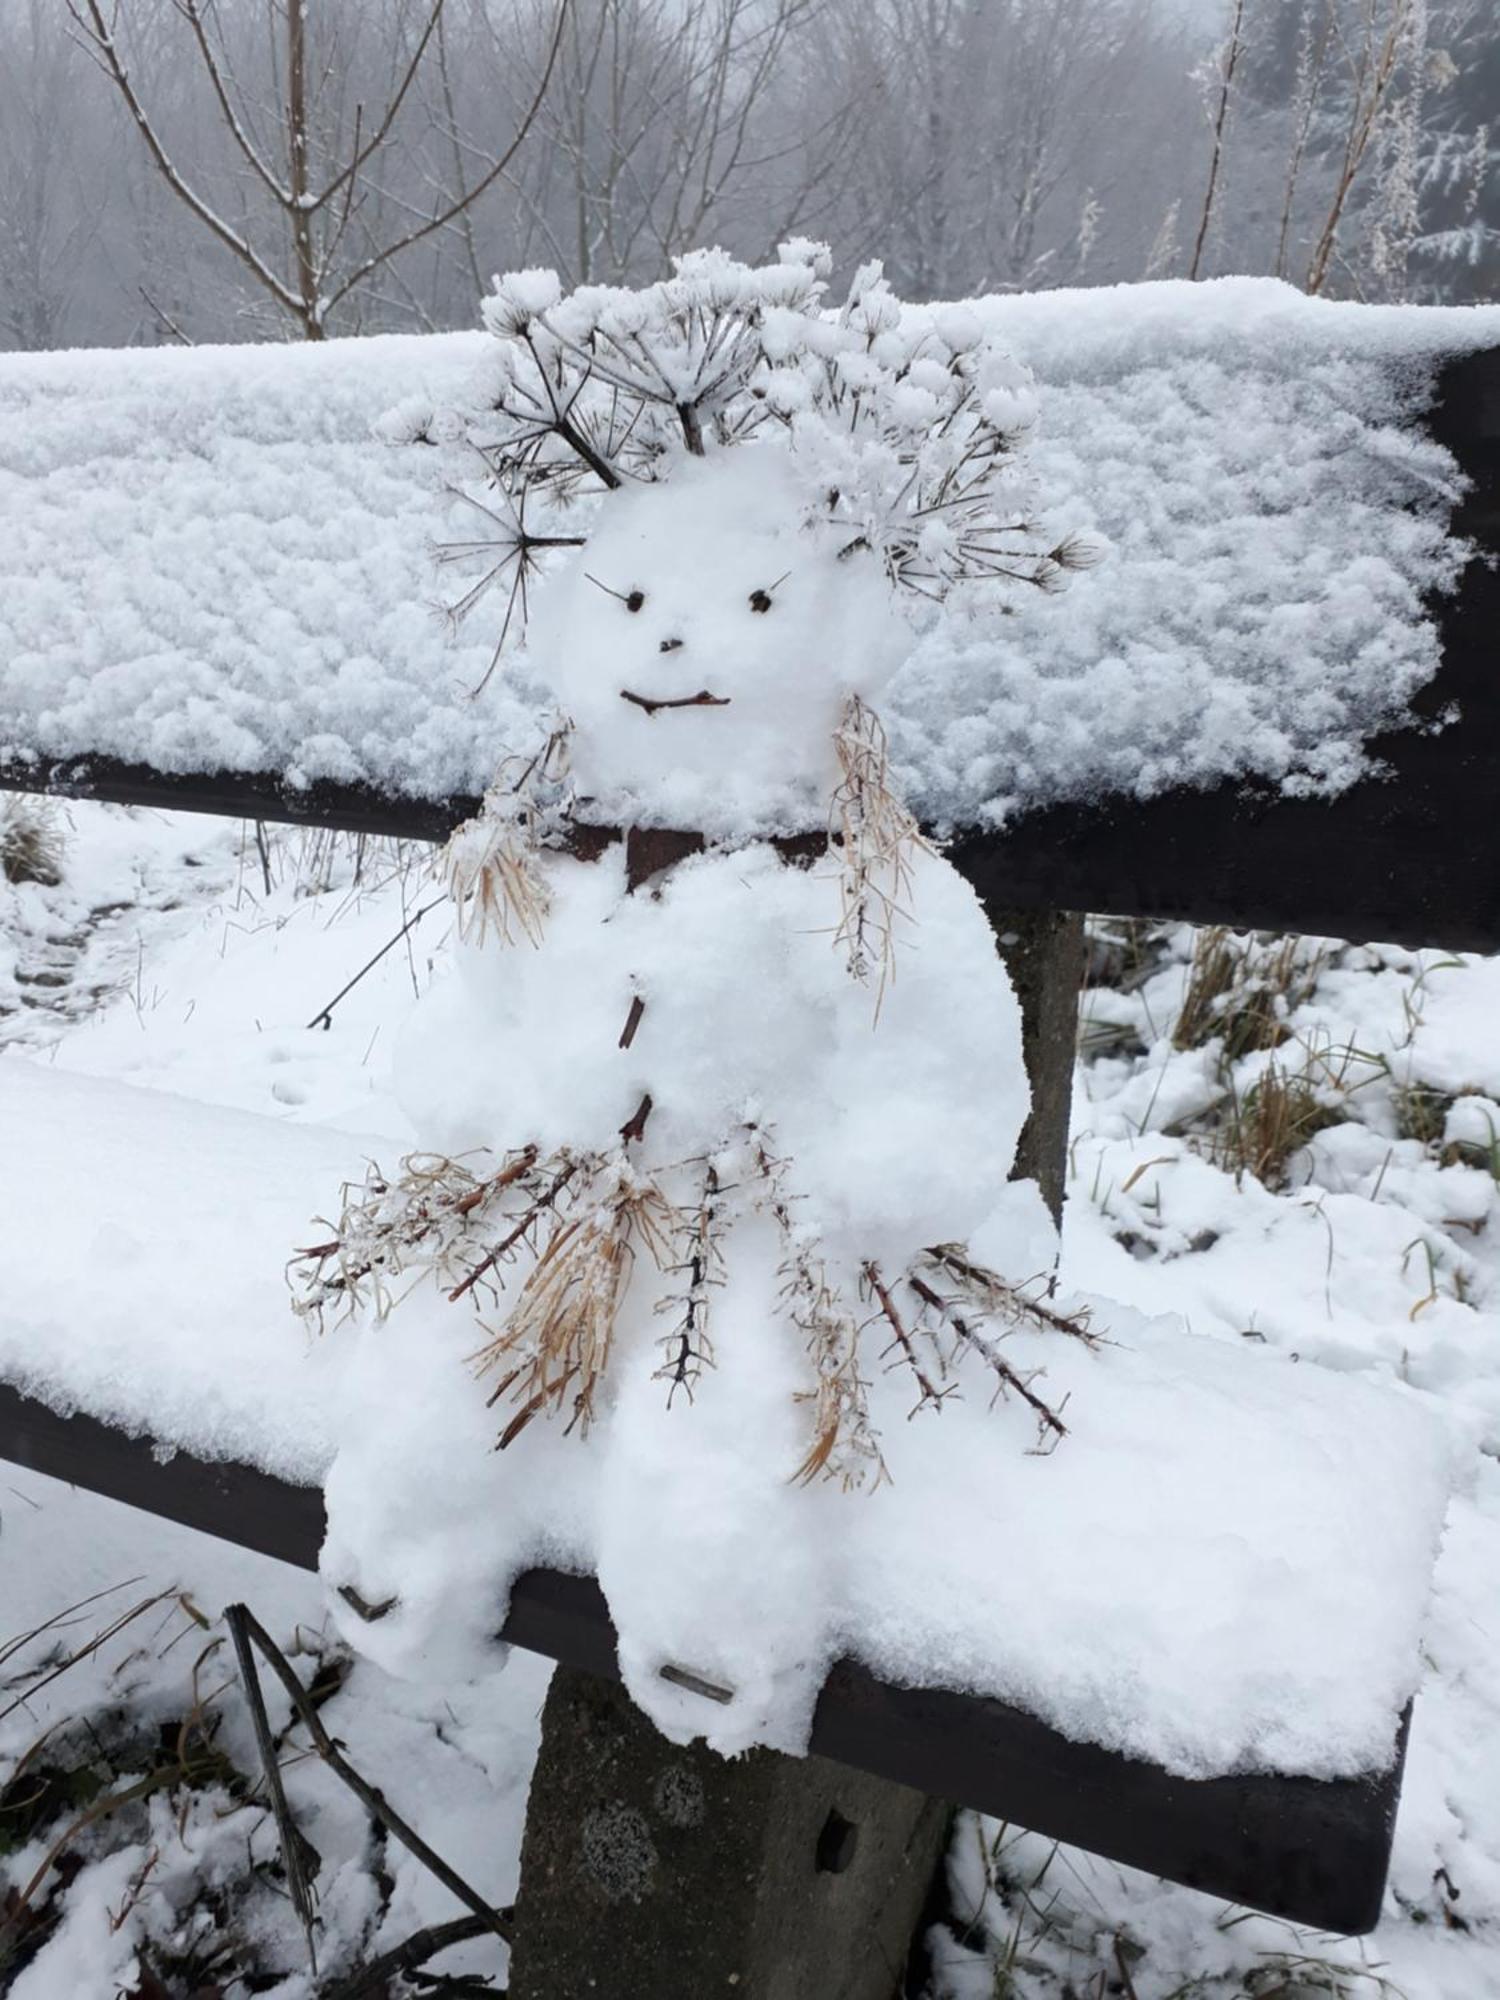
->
xmin=0 ymin=1380 xmax=1405 ymax=1935
xmin=0 ymin=755 xmax=474 ymax=846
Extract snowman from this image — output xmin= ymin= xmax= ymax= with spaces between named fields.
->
xmin=296 ymin=246 xmax=1101 ymax=1748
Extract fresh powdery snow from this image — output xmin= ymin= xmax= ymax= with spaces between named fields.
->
xmin=0 ymin=1054 xmax=1449 ymax=1782
xmin=2 ymin=276 xmax=1498 ymax=825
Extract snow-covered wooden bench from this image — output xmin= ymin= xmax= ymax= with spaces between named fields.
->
xmin=2 ymin=282 xmax=1498 ymax=1983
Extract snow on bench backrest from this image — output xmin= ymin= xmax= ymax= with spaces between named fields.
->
xmin=2 ymin=280 xmax=1499 ymax=945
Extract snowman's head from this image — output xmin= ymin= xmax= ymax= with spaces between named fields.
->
xmin=527 ymin=449 xmax=907 ymax=835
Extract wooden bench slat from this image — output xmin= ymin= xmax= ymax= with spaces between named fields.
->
xmin=0 ymin=1379 xmax=1403 ymax=1935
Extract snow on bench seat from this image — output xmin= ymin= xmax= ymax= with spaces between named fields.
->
xmin=2 ymin=281 xmax=1498 ymax=831
xmin=0 ymin=1056 xmax=1449 ymax=1786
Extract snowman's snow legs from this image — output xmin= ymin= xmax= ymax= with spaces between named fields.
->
xmin=506 ymin=1663 xmax=950 ymax=2000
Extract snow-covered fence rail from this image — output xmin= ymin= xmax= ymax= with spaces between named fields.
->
xmin=1 ymin=289 xmax=1497 ymax=1982
xmin=0 ymin=1380 xmax=1405 ymax=1935
xmin=3 ymin=287 xmax=1498 ymax=947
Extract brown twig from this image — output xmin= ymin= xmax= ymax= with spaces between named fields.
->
xmin=619 ymin=994 xmax=646 ymax=1049
xmin=925 ymin=1246 xmax=1098 ymax=1345
xmin=909 ymin=1275 xmax=1068 ymax=1445
xmin=861 ymin=1261 xmax=949 ymax=1414
xmin=224 ymin=1605 xmax=320 ymax=1968
xmin=322 ymin=1913 xmax=499 ymax=2000
xmin=447 ymin=1161 xmax=578 ymax=1302
xmin=619 ymin=688 xmax=731 ymax=715
xmin=620 ymin=1093 xmax=653 ymax=1144
xmin=306 ymin=898 xmax=442 ymax=1031
xmin=223 ymin=1605 xmax=511 ymax=1945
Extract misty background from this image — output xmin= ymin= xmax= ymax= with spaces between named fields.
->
xmin=1 ymin=0 xmax=1494 ymax=355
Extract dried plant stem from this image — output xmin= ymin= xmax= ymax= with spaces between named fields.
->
xmin=862 ymin=1261 xmax=948 ymax=1414
xmin=656 ymin=1163 xmax=721 ymax=1400
xmin=325 ymin=1914 xmax=497 ymax=2000
xmin=909 ymin=1274 xmax=1068 ymax=1446
xmin=926 ymin=1245 xmax=1097 ymax=1346
xmin=448 ymin=1160 xmax=577 ymax=1302
xmin=292 ymin=1147 xmax=543 ymax=1327
xmin=224 ymin=1604 xmax=511 ymax=1946
xmin=832 ymin=694 xmax=930 ymax=1006
xmin=1190 ymin=0 xmax=1247 ymax=281
xmin=224 ymin=1604 xmax=320 ymax=1968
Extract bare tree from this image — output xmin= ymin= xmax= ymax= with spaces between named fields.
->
xmin=455 ymin=0 xmax=844 ymax=289
xmin=818 ymin=0 xmax=1175 ymax=296
xmin=0 ymin=0 xmax=104 ymax=347
xmin=66 ymin=0 xmax=568 ymax=338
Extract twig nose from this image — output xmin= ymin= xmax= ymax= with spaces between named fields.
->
xmin=659 ymin=637 xmax=683 ymax=653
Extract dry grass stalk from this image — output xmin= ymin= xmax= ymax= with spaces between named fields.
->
xmin=1174 ymin=926 xmax=1325 ymax=1059
xmin=474 ymin=1161 xmax=673 ymax=1445
xmin=442 ymin=724 xmax=573 ymax=949
xmin=289 ymin=1147 xmax=543 ymax=1329
xmin=749 ymin=1137 xmax=887 ymax=1488
xmin=831 ymin=694 xmax=931 ymax=1006
xmin=1219 ymin=1057 xmax=1344 ymax=1191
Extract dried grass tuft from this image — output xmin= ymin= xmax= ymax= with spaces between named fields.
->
xmin=474 ymin=1162 xmax=673 ymax=1444
xmin=443 ymin=725 xmax=573 ymax=948
xmin=0 ymin=799 xmax=66 ymax=887
xmin=831 ymin=694 xmax=931 ymax=1007
xmin=1174 ymin=927 xmax=1325 ymax=1060
xmin=1217 ymin=1057 xmax=1345 ymax=1191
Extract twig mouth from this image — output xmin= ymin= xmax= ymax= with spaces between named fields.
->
xmin=619 ymin=688 xmax=731 ymax=716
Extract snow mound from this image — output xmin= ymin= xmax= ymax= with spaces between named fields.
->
xmin=0 ymin=1057 xmax=1450 ymax=1783
xmin=1 ymin=278 xmax=1497 ymax=825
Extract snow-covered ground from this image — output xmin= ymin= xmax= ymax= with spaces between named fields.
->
xmin=2 ymin=801 xmax=1498 ymax=1996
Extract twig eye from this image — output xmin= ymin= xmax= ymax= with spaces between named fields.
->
xmin=748 ymin=573 xmax=788 ymax=614
xmin=586 ymin=573 xmax=647 ymax=613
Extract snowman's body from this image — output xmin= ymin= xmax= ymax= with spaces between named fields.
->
xmin=322 ymin=447 xmax=1056 ymax=1747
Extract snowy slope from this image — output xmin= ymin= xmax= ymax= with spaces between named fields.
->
xmin=2 ymin=280 xmax=1498 ymax=826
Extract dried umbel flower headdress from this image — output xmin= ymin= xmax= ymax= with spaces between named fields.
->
xmin=389 ymin=239 xmax=1102 ymax=656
